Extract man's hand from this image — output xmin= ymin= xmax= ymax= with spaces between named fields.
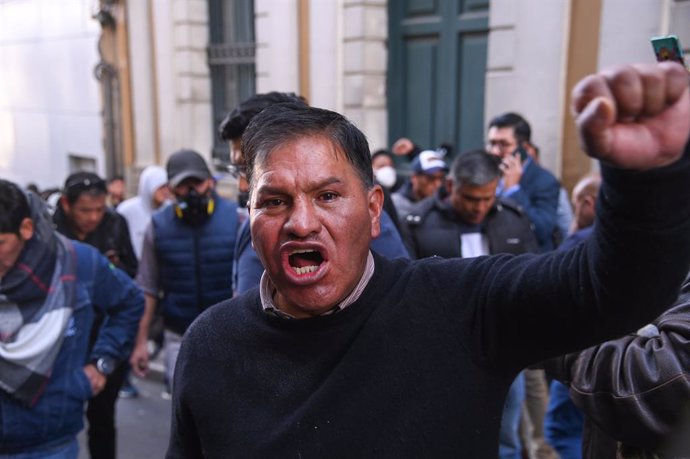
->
xmin=573 ymin=62 xmax=690 ymax=170
xmin=392 ymin=137 xmax=414 ymax=156
xmin=83 ymin=364 xmax=107 ymax=396
xmin=499 ymin=153 xmax=523 ymax=189
xmin=104 ymin=249 xmax=121 ymax=266
xmin=129 ymin=340 xmax=150 ymax=378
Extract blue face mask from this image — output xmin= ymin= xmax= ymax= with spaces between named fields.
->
xmin=175 ymin=189 xmax=214 ymax=226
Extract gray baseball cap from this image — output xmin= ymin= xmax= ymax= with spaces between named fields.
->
xmin=166 ymin=149 xmax=212 ymax=188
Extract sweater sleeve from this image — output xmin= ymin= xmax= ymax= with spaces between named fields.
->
xmin=444 ymin=143 xmax=690 ymax=373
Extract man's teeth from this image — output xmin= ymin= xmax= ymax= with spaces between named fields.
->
xmin=293 ymin=265 xmax=318 ymax=275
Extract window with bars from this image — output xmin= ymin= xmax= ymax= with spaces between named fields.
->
xmin=208 ymin=0 xmax=256 ymax=163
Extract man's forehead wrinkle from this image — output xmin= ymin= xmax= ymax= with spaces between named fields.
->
xmin=255 ymin=172 xmax=344 ymax=196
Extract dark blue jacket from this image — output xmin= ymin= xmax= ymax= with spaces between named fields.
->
xmin=153 ymin=194 xmax=238 ymax=333
xmin=504 ymin=160 xmax=560 ymax=252
xmin=0 ymin=242 xmax=143 ymax=454
xmin=233 ymin=210 xmax=409 ymax=295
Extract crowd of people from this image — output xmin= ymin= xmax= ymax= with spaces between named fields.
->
xmin=1 ymin=61 xmax=689 ymax=459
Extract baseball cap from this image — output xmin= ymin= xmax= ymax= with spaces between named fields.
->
xmin=166 ymin=149 xmax=212 ymax=188
xmin=411 ymin=150 xmax=448 ymax=175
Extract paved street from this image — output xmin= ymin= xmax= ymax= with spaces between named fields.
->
xmin=78 ymin=375 xmax=172 ymax=459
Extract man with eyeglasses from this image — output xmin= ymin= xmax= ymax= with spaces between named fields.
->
xmin=486 ymin=113 xmax=560 ymax=253
xmin=52 ymin=171 xmax=139 ymax=459
xmin=219 ymin=92 xmax=310 ymax=295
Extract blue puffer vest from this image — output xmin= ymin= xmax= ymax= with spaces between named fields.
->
xmin=153 ymin=193 xmax=238 ymax=334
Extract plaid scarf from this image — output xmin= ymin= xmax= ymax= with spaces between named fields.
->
xmin=0 ymin=193 xmax=77 ymax=406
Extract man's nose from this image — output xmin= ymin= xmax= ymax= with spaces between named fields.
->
xmin=89 ymin=211 xmax=102 ymax=223
xmin=285 ymin=199 xmax=321 ymax=238
xmin=478 ymin=201 xmax=491 ymax=215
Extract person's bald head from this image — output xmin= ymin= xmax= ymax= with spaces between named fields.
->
xmin=572 ymin=173 xmax=601 ymax=231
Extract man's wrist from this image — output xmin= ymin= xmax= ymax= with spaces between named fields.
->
xmin=90 ymin=356 xmax=116 ymax=376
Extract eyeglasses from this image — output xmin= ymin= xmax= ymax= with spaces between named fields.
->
xmin=486 ymin=140 xmax=516 ymax=150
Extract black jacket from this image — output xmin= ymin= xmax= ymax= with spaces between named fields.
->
xmin=544 ymin=275 xmax=690 ymax=458
xmin=400 ymin=191 xmax=539 ymax=259
xmin=53 ymin=204 xmax=138 ymax=278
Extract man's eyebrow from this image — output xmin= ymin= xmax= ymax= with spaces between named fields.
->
xmin=313 ymin=177 xmax=344 ymax=188
xmin=255 ymin=177 xmax=344 ymax=195
xmin=254 ymin=185 xmax=286 ymax=196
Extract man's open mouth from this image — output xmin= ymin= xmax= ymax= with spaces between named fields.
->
xmin=288 ymin=249 xmax=325 ymax=275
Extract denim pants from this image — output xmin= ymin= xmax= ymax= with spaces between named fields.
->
xmin=0 ymin=437 xmax=78 ymax=459
xmin=164 ymin=329 xmax=184 ymax=392
xmin=499 ymin=372 xmax=526 ymax=459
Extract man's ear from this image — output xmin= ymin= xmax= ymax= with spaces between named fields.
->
xmin=19 ymin=218 xmax=34 ymax=241
xmin=368 ymin=185 xmax=384 ymax=239
xmin=445 ymin=178 xmax=454 ymax=196
xmin=59 ymin=195 xmax=70 ymax=213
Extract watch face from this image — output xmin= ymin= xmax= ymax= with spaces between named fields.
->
xmin=97 ymin=357 xmax=115 ymax=375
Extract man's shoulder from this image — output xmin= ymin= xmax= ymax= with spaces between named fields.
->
xmin=151 ymin=204 xmax=175 ymax=227
xmin=115 ymin=196 xmax=141 ymax=217
xmin=185 ymin=293 xmax=261 ymax=345
xmin=403 ymin=196 xmax=441 ymax=226
xmin=391 ymin=190 xmax=411 ymax=205
xmin=523 ymin=161 xmax=560 ymax=189
xmin=493 ymin=197 xmax=527 ymax=217
xmin=71 ymin=240 xmax=110 ymax=277
xmin=214 ymin=194 xmax=239 ymax=209
xmin=101 ymin=207 xmax=130 ymax=233
xmin=488 ymin=199 xmax=538 ymax=234
xmin=72 ymin=239 xmax=99 ymax=258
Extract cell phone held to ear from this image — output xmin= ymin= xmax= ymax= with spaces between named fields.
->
xmin=514 ymin=143 xmax=529 ymax=163
xmin=650 ymin=34 xmax=686 ymax=67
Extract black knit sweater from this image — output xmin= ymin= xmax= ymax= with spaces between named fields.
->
xmin=167 ymin=149 xmax=690 ymax=458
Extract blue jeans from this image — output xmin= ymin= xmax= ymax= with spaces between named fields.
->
xmin=499 ymin=372 xmax=526 ymax=459
xmin=0 ymin=437 xmax=78 ymax=459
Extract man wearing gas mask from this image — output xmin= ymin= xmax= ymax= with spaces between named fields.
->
xmin=129 ymin=149 xmax=238 ymax=394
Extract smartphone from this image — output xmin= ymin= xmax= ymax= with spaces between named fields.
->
xmin=514 ymin=143 xmax=529 ymax=162
xmin=651 ymin=35 xmax=686 ymax=66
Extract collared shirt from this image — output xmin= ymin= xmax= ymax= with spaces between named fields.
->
xmin=259 ymin=251 xmax=375 ymax=319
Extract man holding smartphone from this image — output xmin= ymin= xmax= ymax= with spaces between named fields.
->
xmin=486 ymin=113 xmax=561 ymax=253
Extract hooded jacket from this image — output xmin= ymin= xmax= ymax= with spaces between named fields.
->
xmin=117 ymin=165 xmax=169 ymax=260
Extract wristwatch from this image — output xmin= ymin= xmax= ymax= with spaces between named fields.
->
xmin=91 ymin=356 xmax=116 ymax=376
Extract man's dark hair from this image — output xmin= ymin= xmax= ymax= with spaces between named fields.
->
xmin=371 ymin=149 xmax=393 ymax=163
xmin=219 ymin=92 xmax=308 ymax=142
xmin=108 ymin=175 xmax=124 ymax=184
xmin=0 ymin=179 xmax=31 ymax=234
xmin=449 ymin=150 xmax=501 ymax=187
xmin=488 ymin=112 xmax=531 ymax=143
xmin=63 ymin=171 xmax=107 ymax=204
xmin=243 ymin=103 xmax=374 ymax=191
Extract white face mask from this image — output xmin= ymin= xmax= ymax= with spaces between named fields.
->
xmin=374 ymin=166 xmax=397 ymax=188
